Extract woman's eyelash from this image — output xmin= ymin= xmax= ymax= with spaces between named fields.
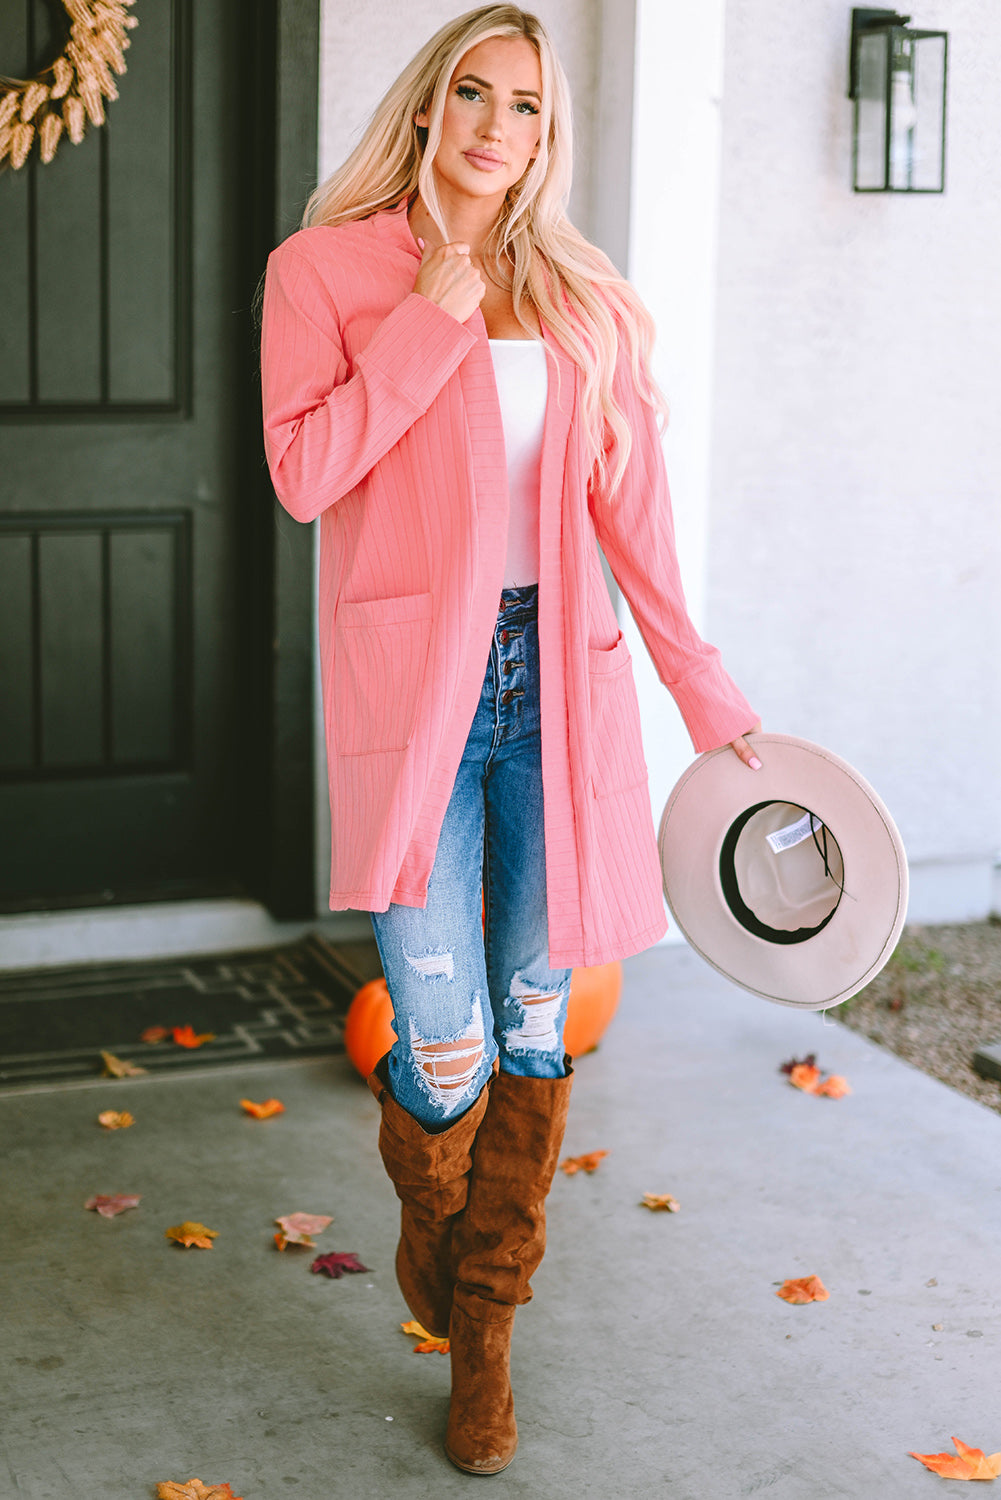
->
xmin=455 ymin=84 xmax=539 ymax=115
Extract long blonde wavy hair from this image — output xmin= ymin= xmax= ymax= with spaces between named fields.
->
xmin=304 ymin=5 xmax=667 ymax=495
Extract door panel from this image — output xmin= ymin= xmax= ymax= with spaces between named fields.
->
xmin=0 ymin=0 xmax=257 ymax=909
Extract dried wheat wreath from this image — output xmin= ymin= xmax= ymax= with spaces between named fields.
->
xmin=0 ymin=0 xmax=138 ymax=171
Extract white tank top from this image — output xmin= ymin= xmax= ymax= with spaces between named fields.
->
xmin=489 ymin=339 xmax=548 ymax=588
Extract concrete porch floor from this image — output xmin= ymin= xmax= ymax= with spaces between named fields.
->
xmin=1 ymin=943 xmax=999 ymax=1500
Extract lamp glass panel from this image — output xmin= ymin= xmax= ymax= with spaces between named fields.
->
xmin=910 ymin=34 xmax=946 ymax=190
xmin=855 ymin=30 xmax=888 ymax=190
xmin=888 ymin=32 xmax=917 ymax=189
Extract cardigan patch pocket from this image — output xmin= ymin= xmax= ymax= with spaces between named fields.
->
xmin=588 ymin=633 xmax=649 ymax=796
xmin=333 ymin=592 xmax=433 ymax=756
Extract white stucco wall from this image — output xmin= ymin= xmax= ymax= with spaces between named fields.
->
xmin=623 ymin=0 xmax=729 ymax=901
xmin=702 ymin=0 xmax=1001 ymax=921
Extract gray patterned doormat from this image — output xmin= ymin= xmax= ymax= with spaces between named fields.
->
xmin=0 ymin=933 xmax=382 ymax=1090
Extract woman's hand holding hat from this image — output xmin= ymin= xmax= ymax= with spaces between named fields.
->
xmin=729 ymin=721 xmax=763 ymax=771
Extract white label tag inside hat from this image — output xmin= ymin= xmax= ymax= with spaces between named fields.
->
xmin=766 ymin=811 xmax=822 ymax=855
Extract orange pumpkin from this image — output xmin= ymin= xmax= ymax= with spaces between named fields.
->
xmin=563 ymin=961 xmax=622 ymax=1056
xmin=344 ymin=961 xmax=622 ymax=1079
xmin=343 ymin=977 xmax=396 ymax=1080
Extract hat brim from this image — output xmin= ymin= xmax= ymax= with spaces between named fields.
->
xmin=658 ymin=734 xmax=908 ymax=1010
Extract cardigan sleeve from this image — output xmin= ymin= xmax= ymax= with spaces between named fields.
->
xmin=261 ymin=240 xmax=477 ymax=523
xmin=587 ymin=347 xmax=757 ymax=754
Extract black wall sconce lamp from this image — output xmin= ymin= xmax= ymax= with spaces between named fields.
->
xmin=849 ymin=8 xmax=948 ymax=192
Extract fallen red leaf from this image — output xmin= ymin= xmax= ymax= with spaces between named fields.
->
xmin=97 ymin=1110 xmax=134 ymax=1129
xmin=166 ymin=1221 xmax=218 ymax=1249
xmin=559 ymin=1150 xmax=609 ymax=1175
xmin=141 ymin=1026 xmax=171 ymax=1044
xmin=85 ymin=1194 xmax=141 ymax=1218
xmin=240 ymin=1097 xmax=285 ymax=1118
xmin=640 ymin=1192 xmax=680 ymax=1212
xmin=274 ymin=1212 xmax=332 ymax=1250
xmin=172 ymin=1024 xmax=215 ymax=1049
xmin=100 ymin=1050 xmax=147 ymax=1078
xmin=776 ymin=1275 xmax=829 ymax=1304
xmin=401 ymin=1318 xmax=450 ymax=1354
xmin=311 ymin=1251 xmax=370 ymax=1279
xmin=909 ymin=1436 xmax=1001 ymax=1480
xmin=155 ymin=1481 xmax=243 ymax=1500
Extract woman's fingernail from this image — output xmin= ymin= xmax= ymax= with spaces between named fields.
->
xmin=417 ymin=236 xmax=425 ymax=249
xmin=749 ymin=756 xmax=762 ymax=771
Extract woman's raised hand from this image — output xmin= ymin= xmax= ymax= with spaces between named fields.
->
xmin=413 ymin=239 xmax=486 ymax=324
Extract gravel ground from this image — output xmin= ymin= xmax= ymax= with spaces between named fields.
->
xmin=835 ymin=919 xmax=1001 ymax=1116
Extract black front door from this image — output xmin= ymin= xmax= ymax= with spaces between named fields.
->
xmin=0 ymin=0 xmax=308 ymax=913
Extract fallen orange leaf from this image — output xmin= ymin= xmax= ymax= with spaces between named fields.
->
xmin=815 ymin=1074 xmax=852 ymax=1098
xmin=155 ymin=1482 xmax=243 ymax=1500
xmin=240 ymin=1097 xmax=286 ymax=1118
xmin=97 ymin=1110 xmax=134 ymax=1129
xmin=909 ymin=1437 xmax=1001 ymax=1480
xmin=172 ymin=1024 xmax=215 ymax=1049
xmin=100 ymin=1051 xmax=147 ymax=1078
xmin=640 ymin=1192 xmax=680 ymax=1212
xmin=783 ymin=1057 xmax=851 ymax=1098
xmin=559 ymin=1150 xmax=609 ymax=1175
xmin=274 ymin=1211 xmax=332 ymax=1250
xmin=141 ymin=1025 xmax=171 ymax=1044
xmin=401 ymin=1319 xmax=450 ymax=1354
xmin=776 ymin=1275 xmax=829 ymax=1304
xmin=166 ymin=1221 xmax=218 ymax=1249
xmin=788 ymin=1063 xmax=822 ymax=1093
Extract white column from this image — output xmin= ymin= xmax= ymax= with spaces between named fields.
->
xmin=622 ymin=0 xmax=728 ymax=906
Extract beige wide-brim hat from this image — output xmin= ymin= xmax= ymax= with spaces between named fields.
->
xmin=657 ymin=734 xmax=908 ymax=1010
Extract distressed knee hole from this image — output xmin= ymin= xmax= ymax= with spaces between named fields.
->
xmin=408 ymin=1002 xmax=485 ymax=1112
xmin=503 ymin=972 xmax=565 ymax=1055
xmin=403 ymin=946 xmax=454 ymax=982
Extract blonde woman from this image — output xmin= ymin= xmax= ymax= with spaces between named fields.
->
xmin=261 ymin=4 xmax=759 ymax=1475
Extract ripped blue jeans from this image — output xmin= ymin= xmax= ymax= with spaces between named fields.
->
xmin=370 ymin=584 xmax=572 ymax=1130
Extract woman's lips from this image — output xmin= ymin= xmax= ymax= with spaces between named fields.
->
xmin=463 ymin=150 xmax=504 ymax=172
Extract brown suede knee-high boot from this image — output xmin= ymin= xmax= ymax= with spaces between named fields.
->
xmin=368 ymin=1055 xmax=493 ymax=1339
xmin=445 ymin=1061 xmax=573 ymax=1475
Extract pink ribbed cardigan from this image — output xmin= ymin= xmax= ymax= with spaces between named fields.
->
xmin=261 ymin=202 xmax=755 ymax=967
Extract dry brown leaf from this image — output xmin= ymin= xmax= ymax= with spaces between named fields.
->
xmin=559 ymin=1150 xmax=609 ymax=1175
xmin=401 ymin=1319 xmax=450 ymax=1354
xmin=909 ymin=1436 xmax=1001 ymax=1480
xmin=97 ymin=1110 xmax=134 ymax=1129
xmin=155 ymin=1481 xmax=243 ymax=1500
xmin=640 ymin=1192 xmax=680 ymax=1212
xmin=166 ymin=1221 xmax=218 ymax=1249
xmin=85 ymin=1194 xmax=140 ymax=1218
xmin=100 ymin=1051 xmax=146 ymax=1078
xmin=141 ymin=1025 xmax=171 ymax=1044
xmin=776 ymin=1275 xmax=829 ymax=1304
xmin=240 ymin=1098 xmax=285 ymax=1119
